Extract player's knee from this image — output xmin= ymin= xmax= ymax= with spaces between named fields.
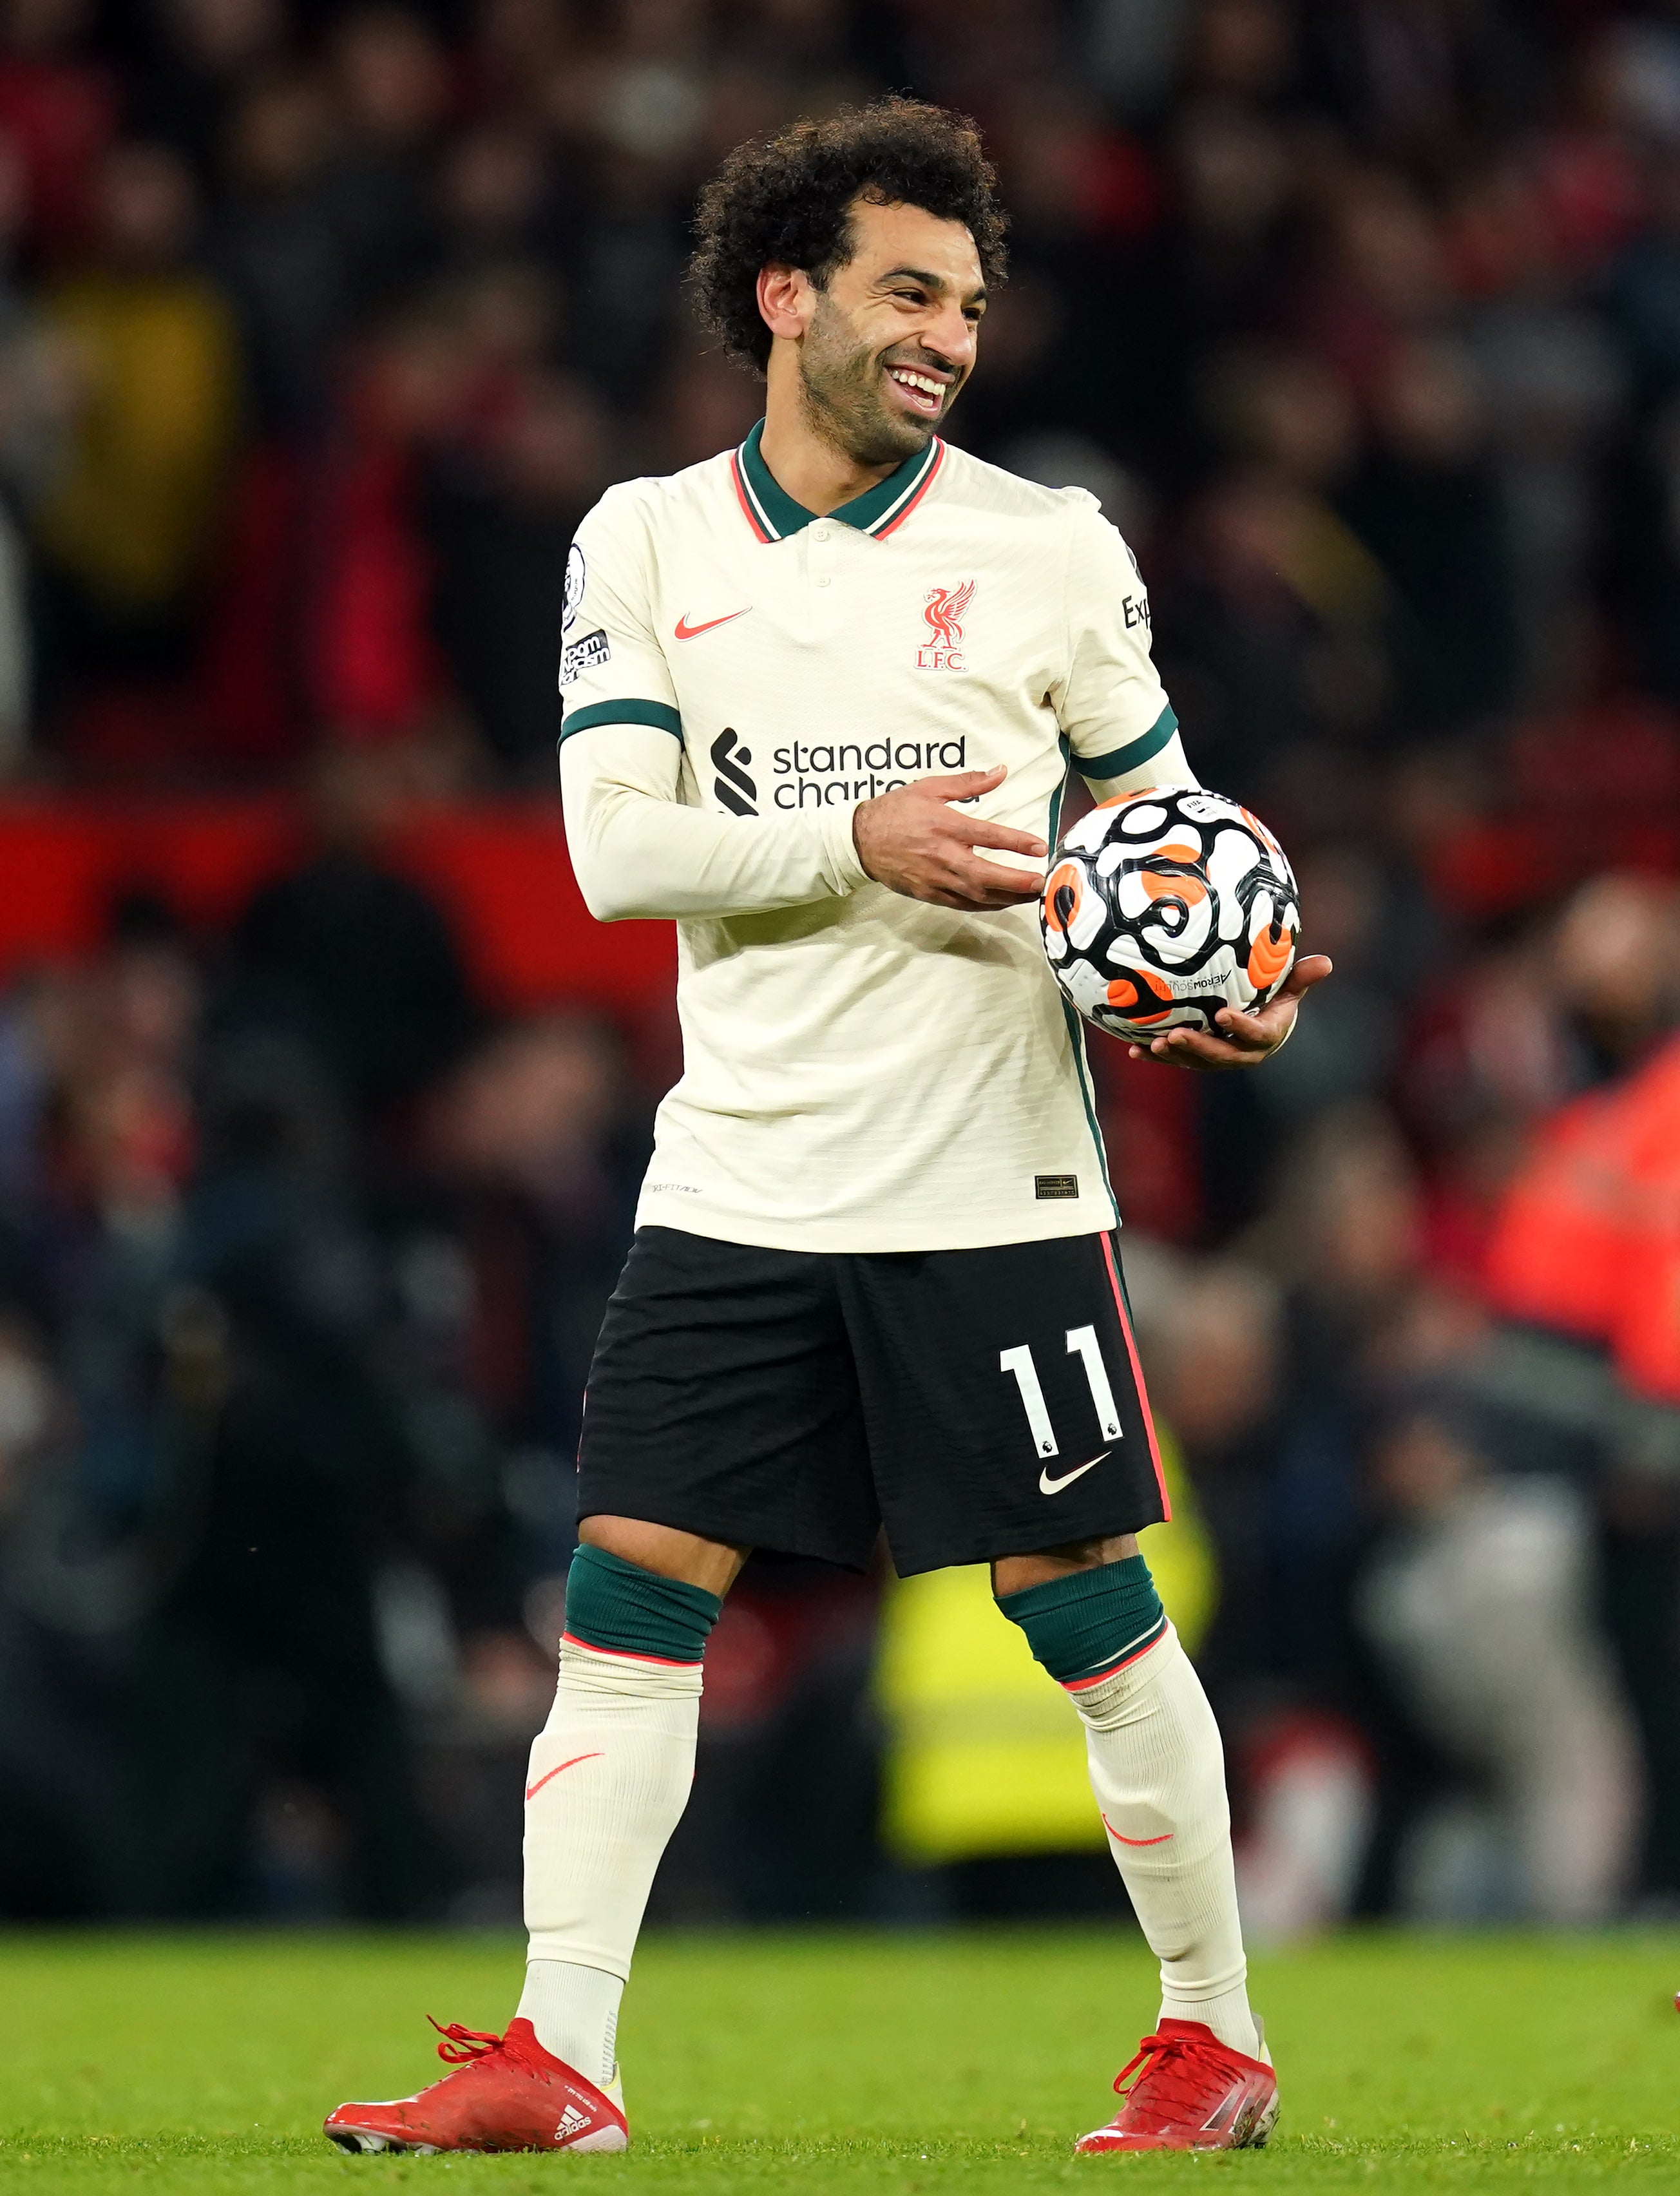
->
xmin=993 ymin=1531 xmax=1140 ymax=1596
xmin=580 ymin=1513 xmax=747 ymax=1596
xmin=995 ymin=1551 xmax=1167 ymax=1695
xmin=561 ymin=1544 xmax=723 ymax=1678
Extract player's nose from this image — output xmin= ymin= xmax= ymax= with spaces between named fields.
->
xmin=922 ymin=305 xmax=975 ymax=372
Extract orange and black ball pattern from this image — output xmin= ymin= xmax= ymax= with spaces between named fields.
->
xmin=1040 ymin=786 xmax=1300 ymax=1043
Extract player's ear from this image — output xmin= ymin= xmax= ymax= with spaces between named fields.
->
xmin=757 ymin=263 xmax=814 ymax=344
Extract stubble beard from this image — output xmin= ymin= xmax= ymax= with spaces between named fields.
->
xmin=796 ymin=292 xmax=935 ymax=471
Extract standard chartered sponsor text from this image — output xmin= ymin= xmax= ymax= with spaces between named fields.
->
xmin=768 ymin=735 xmax=970 ymax=808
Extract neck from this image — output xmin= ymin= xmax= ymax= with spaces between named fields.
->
xmin=759 ymin=354 xmax=909 ymax=515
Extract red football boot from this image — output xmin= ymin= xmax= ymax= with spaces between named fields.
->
xmin=323 ymin=2017 xmax=629 ymax=2154
xmin=1074 ymin=2018 xmax=1277 ymax=2153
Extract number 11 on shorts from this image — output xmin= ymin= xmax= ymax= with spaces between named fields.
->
xmin=999 ymin=1326 xmax=1123 ymax=1458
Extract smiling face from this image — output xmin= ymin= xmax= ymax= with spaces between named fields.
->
xmin=785 ymin=195 xmax=986 ymax=468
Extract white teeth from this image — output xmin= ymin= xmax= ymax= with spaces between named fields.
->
xmin=888 ymin=368 xmax=944 ymax=397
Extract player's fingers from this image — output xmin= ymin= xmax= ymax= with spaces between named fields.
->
xmin=960 ymin=818 xmax=1047 ymax=857
xmin=1124 ymin=1023 xmax=1230 ymax=1067
xmin=1125 ymin=1033 xmax=1218 ymax=1067
xmin=934 ymin=882 xmax=1040 ymax=910
xmin=1148 ymin=1026 xmax=1262 ymax=1069
xmin=1279 ymin=952 xmax=1333 ymax=997
xmin=936 ymin=858 xmax=1043 ymax=909
xmin=919 ymin=765 xmax=1007 ymax=801
xmin=1210 ymin=1005 xmax=1275 ymax=1047
xmin=967 ymin=860 xmax=1047 ymax=903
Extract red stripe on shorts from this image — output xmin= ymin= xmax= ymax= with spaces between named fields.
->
xmin=1101 ymin=1231 xmax=1170 ymax=1522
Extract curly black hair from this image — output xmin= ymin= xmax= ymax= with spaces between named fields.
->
xmin=689 ymin=97 xmax=1008 ymax=373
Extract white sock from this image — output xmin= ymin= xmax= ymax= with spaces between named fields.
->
xmin=1071 ymin=1623 xmax=1261 ymax=2058
xmin=520 ymin=1637 xmax=702 ymax=2085
xmin=517 ymin=1958 xmax=622 ymax=2090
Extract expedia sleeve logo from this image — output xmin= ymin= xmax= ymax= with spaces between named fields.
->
xmin=711 ymin=727 xmax=757 ymax=816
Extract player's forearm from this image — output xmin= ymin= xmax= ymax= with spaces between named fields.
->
xmin=561 ymin=736 xmax=868 ymax=921
xmin=1080 ymin=730 xmax=1199 ymax=800
xmin=575 ymin=792 xmax=864 ymax=920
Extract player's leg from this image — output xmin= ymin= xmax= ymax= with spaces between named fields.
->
xmin=517 ymin=1516 xmax=746 ymax=2096
xmin=844 ymin=1228 xmax=1274 ymax=2154
xmin=993 ymin=1532 xmax=1274 ymax=2151
xmin=327 ymin=1227 xmax=875 ymax=2153
xmin=993 ymin=1532 xmax=1255 ymax=2055
xmin=518 ymin=1219 xmax=872 ymax=2117
xmin=324 ymin=1514 xmax=743 ymax=2157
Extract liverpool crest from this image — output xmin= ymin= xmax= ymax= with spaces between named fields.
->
xmin=917 ymin=580 xmax=975 ymax=671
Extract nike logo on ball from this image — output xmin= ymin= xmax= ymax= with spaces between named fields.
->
xmin=674 ymin=609 xmax=750 ymax=640
xmin=1040 ymin=1449 xmax=1108 ymax=1494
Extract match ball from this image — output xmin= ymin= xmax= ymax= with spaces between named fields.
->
xmin=1041 ymin=786 xmax=1300 ymax=1044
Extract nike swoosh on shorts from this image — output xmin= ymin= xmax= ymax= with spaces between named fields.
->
xmin=1040 ymin=1449 xmax=1109 ymax=1495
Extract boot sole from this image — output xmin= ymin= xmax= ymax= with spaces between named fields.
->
xmin=325 ymin=2124 xmax=628 ymax=2156
xmin=327 ymin=2131 xmax=440 ymax=2155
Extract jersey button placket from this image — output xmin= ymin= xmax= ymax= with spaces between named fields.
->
xmin=803 ymin=523 xmax=843 ymax=637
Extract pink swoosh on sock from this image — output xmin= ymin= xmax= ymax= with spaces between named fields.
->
xmin=1102 ymin=1811 xmax=1173 ymax=1847
xmin=524 ymin=1751 xmax=602 ymax=1801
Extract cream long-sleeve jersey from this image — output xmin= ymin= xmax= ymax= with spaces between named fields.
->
xmin=558 ymin=423 xmax=1197 ymax=1254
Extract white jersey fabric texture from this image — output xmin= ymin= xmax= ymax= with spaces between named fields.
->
xmin=558 ymin=421 xmax=1195 ymax=1255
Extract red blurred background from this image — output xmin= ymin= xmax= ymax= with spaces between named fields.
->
xmin=0 ymin=0 xmax=1675 ymax=1939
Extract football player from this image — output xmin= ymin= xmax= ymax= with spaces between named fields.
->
xmin=327 ymin=96 xmax=1328 ymax=2161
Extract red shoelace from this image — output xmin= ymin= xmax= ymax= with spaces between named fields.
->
xmin=428 ymin=2018 xmax=508 ymax=2065
xmin=1111 ymin=2030 xmax=1224 ymax=2118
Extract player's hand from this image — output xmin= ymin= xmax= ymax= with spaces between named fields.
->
xmin=853 ymin=764 xmax=1046 ymax=912
xmin=1127 ymin=954 xmax=1333 ymax=1071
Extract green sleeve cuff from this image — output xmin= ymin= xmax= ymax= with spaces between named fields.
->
xmin=1076 ymin=703 xmax=1178 ymax=781
xmin=560 ymin=698 xmax=683 ymax=741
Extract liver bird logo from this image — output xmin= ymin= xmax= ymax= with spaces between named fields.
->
xmin=923 ymin=580 xmax=975 ymax=647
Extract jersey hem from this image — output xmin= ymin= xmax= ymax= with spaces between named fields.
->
xmin=632 ymin=1194 xmax=1122 ymax=1254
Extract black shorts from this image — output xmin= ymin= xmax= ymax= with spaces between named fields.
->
xmin=577 ymin=1225 xmax=1169 ymax=1576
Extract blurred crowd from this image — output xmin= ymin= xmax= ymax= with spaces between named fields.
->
xmin=0 ymin=0 xmax=1677 ymax=1929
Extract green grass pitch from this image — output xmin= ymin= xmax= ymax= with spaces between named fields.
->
xmin=2 ymin=1929 xmax=1678 ymax=2190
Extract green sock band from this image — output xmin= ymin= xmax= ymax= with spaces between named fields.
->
xmin=997 ymin=1554 xmax=1166 ymax=1688
xmin=563 ymin=1545 xmax=722 ymax=1666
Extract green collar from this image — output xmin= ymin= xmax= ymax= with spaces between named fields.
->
xmin=732 ymin=419 xmax=945 ymax=542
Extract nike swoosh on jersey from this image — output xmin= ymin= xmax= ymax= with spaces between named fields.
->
xmin=524 ymin=1750 xmax=602 ymax=1800
xmin=1039 ymin=1449 xmax=1109 ymax=1495
xmin=674 ymin=608 xmax=750 ymax=640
